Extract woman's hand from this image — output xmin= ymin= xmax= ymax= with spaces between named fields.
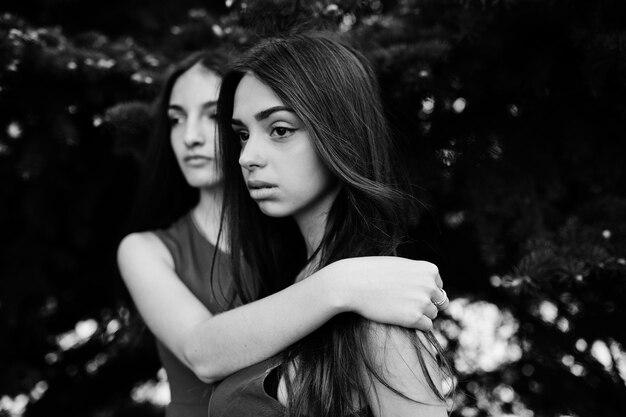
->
xmin=326 ymin=257 xmax=448 ymax=331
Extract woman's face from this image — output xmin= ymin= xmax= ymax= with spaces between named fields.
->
xmin=169 ymin=63 xmax=222 ymax=189
xmin=232 ymin=73 xmax=338 ymax=221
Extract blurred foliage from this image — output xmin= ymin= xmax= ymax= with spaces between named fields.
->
xmin=0 ymin=0 xmax=625 ymax=416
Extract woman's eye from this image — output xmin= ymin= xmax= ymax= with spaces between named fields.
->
xmin=236 ymin=131 xmax=249 ymax=142
xmin=168 ymin=115 xmax=183 ymax=126
xmin=271 ymin=126 xmax=295 ymax=137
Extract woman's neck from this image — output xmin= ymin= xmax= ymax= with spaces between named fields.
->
xmin=192 ymin=185 xmax=225 ymax=248
xmin=293 ymin=185 xmax=340 ymax=259
xmin=296 ymin=211 xmax=327 ymax=259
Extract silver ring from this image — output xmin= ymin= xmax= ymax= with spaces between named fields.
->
xmin=433 ymin=289 xmax=448 ymax=308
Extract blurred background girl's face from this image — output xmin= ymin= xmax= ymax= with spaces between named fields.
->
xmin=168 ymin=63 xmax=222 ymax=189
xmin=233 ymin=73 xmax=338 ymax=221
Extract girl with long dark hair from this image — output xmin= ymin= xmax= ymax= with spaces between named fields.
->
xmin=210 ymin=33 xmax=451 ymax=416
xmin=117 ymin=48 xmax=449 ymax=417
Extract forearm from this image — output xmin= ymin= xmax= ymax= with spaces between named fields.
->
xmin=184 ymin=264 xmax=346 ymax=383
xmin=120 ymin=235 xmax=444 ymax=384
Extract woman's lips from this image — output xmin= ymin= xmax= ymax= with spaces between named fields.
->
xmin=246 ymin=180 xmax=277 ymax=200
xmin=184 ymin=155 xmax=212 ymax=167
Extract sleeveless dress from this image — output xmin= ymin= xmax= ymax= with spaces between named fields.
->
xmin=154 ymin=214 xmax=369 ymax=417
xmin=208 ymin=357 xmax=286 ymax=417
xmin=208 ymin=356 xmax=370 ymax=417
xmin=153 ymin=212 xmax=239 ymax=417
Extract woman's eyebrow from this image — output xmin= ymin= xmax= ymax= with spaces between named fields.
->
xmin=254 ymin=106 xmax=295 ymax=121
xmin=168 ymin=100 xmax=217 ymax=111
xmin=231 ymin=106 xmax=295 ymax=126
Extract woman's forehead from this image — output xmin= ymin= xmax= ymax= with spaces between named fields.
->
xmin=232 ymin=74 xmax=286 ymax=119
xmin=170 ymin=64 xmax=221 ymax=105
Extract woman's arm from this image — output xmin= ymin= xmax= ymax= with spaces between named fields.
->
xmin=363 ymin=325 xmax=449 ymax=417
xmin=117 ymin=232 xmax=445 ymax=384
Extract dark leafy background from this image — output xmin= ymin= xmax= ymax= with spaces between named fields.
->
xmin=1 ymin=1 xmax=625 ymax=416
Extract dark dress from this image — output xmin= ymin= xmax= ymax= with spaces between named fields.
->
xmin=208 ymin=357 xmax=286 ymax=417
xmin=208 ymin=358 xmax=370 ymax=417
xmin=153 ymin=212 xmax=239 ymax=417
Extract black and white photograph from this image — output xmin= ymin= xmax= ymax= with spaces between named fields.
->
xmin=1 ymin=1 xmax=625 ymax=416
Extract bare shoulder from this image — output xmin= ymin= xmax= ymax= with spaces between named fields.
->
xmin=363 ymin=322 xmax=447 ymax=407
xmin=117 ymin=231 xmax=174 ymax=272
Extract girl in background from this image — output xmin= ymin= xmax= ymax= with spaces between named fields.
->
xmin=211 ymin=33 xmax=451 ymax=416
xmin=117 ymin=48 xmax=449 ymax=417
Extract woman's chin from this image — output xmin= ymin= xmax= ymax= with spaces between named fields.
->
xmin=256 ymin=200 xmax=291 ymax=218
xmin=187 ymin=175 xmax=223 ymax=189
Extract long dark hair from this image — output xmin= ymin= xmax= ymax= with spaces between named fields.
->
xmin=129 ymin=49 xmax=232 ymax=233
xmin=218 ymin=33 xmax=450 ymax=416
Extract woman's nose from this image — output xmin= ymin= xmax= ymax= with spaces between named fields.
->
xmin=238 ymin=133 xmax=266 ymax=170
xmin=183 ymin=119 xmax=205 ymax=147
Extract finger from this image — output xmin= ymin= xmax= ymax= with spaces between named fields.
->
xmin=432 ymin=288 xmax=449 ymax=311
xmin=415 ymin=315 xmax=433 ymax=332
xmin=435 ymin=272 xmax=444 ymax=289
xmin=423 ymin=302 xmax=439 ymax=320
xmin=435 ymin=297 xmax=449 ymax=311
